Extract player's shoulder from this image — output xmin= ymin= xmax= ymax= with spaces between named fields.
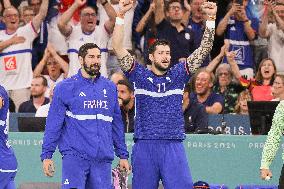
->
xmin=99 ymin=76 xmax=117 ymax=89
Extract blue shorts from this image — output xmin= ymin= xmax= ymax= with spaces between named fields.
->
xmin=0 ymin=172 xmax=16 ymax=189
xmin=131 ymin=140 xmax=193 ymax=189
xmin=61 ymin=154 xmax=112 ymax=189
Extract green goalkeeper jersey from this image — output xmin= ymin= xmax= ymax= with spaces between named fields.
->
xmin=261 ymin=100 xmax=284 ymax=169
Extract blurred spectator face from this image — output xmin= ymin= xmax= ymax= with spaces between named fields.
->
xmin=29 ymin=0 xmax=41 ymax=14
xmin=238 ymin=94 xmax=250 ymax=114
xmin=217 ymin=68 xmax=231 ymax=88
xmin=195 ymin=71 xmax=213 ymax=96
xmin=272 ymin=75 xmax=284 ymax=98
xmin=260 ymin=59 xmax=275 ymax=80
xmin=167 ymin=2 xmax=183 ymax=22
xmin=117 ymin=84 xmax=133 ymax=107
xmin=275 ymin=5 xmax=284 ymax=20
xmin=190 ymin=0 xmax=205 ymax=22
xmin=110 ymin=72 xmax=125 ymax=85
xmin=3 ymin=7 xmax=20 ymax=30
xmin=22 ymin=8 xmax=35 ymax=24
xmin=149 ymin=45 xmax=171 ymax=72
xmin=80 ymin=7 xmax=97 ymax=33
xmin=46 ymin=57 xmax=61 ymax=79
xmin=31 ymin=77 xmax=46 ymax=98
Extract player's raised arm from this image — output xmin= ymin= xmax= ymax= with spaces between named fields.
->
xmin=112 ymin=0 xmax=135 ymax=72
xmin=186 ymin=2 xmax=216 ymax=73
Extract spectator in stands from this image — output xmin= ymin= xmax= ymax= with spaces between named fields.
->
xmin=206 ymin=44 xmax=245 ymax=113
xmin=183 ymin=82 xmax=208 ymax=133
xmin=35 ymin=83 xmax=54 ymax=117
xmin=228 ymin=55 xmax=276 ymax=101
xmin=19 ymin=76 xmax=50 ymax=113
xmin=135 ymin=1 xmax=157 ymax=66
xmin=117 ymin=79 xmax=135 ymax=133
xmin=154 ymin=0 xmax=196 ymax=66
xmin=260 ymin=100 xmax=284 ymax=187
xmin=110 ymin=71 xmax=126 ymax=85
xmin=58 ymin=0 xmax=116 ymax=77
xmin=28 ymin=0 xmax=57 ymax=70
xmin=0 ymin=0 xmax=49 ymax=112
xmin=216 ymin=0 xmax=259 ymax=79
xmin=234 ymin=89 xmax=251 ymax=115
xmin=272 ymin=74 xmax=284 ymax=101
xmin=102 ymin=0 xmax=136 ymax=77
xmin=21 ymin=6 xmax=35 ymax=25
xmin=191 ymin=69 xmax=224 ymax=114
xmin=33 ymin=43 xmax=68 ymax=96
xmin=259 ymin=0 xmax=284 ymax=74
xmin=187 ymin=0 xmax=211 ymax=67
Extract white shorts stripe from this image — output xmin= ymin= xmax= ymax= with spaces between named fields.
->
xmin=0 ymin=169 xmax=17 ymax=173
xmin=134 ymin=88 xmax=183 ymax=98
xmin=66 ymin=111 xmax=113 ymax=122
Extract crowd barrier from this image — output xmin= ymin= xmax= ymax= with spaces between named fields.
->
xmin=9 ymin=113 xmax=252 ymax=135
xmin=10 ymin=133 xmax=283 ymax=188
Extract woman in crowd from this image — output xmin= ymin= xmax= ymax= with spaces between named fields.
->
xmin=228 ymin=56 xmax=277 ymax=101
xmin=272 ymin=74 xmax=284 ymax=101
xmin=234 ymin=90 xmax=252 ymax=115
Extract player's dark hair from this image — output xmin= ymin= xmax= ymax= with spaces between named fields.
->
xmin=78 ymin=43 xmax=100 ymax=59
xmin=148 ymin=39 xmax=170 ymax=55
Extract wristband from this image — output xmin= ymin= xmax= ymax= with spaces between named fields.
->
xmin=206 ymin=20 xmax=215 ymax=29
xmin=115 ymin=17 xmax=124 ymax=25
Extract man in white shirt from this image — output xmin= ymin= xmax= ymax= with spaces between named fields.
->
xmin=0 ymin=0 xmax=49 ymax=112
xmin=57 ymin=0 xmax=117 ymax=77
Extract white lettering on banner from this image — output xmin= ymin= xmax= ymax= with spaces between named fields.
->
xmin=248 ymin=143 xmax=284 ymax=149
xmin=187 ymin=142 xmax=236 ymax=149
xmin=208 ymin=126 xmax=247 ymax=135
xmin=7 ymin=139 xmax=44 ymax=146
xmin=83 ymin=100 xmax=108 ymax=109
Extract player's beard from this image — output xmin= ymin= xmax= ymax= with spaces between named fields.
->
xmin=119 ymin=97 xmax=131 ymax=106
xmin=83 ymin=61 xmax=100 ymax=77
xmin=153 ymin=60 xmax=168 ymax=72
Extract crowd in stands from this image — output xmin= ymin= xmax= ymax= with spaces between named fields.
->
xmin=0 ymin=0 xmax=284 ymax=133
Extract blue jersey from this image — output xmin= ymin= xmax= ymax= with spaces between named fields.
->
xmin=222 ymin=12 xmax=259 ymax=69
xmin=0 ymin=85 xmax=17 ymax=172
xmin=125 ymin=62 xmax=190 ymax=140
xmin=41 ymin=70 xmax=129 ymax=162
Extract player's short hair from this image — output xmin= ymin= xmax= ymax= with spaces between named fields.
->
xmin=117 ymin=79 xmax=134 ymax=92
xmin=78 ymin=43 xmax=100 ymax=59
xmin=148 ymin=39 xmax=171 ymax=55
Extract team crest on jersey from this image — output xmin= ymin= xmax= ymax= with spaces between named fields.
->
xmin=4 ymin=56 xmax=17 ymax=71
